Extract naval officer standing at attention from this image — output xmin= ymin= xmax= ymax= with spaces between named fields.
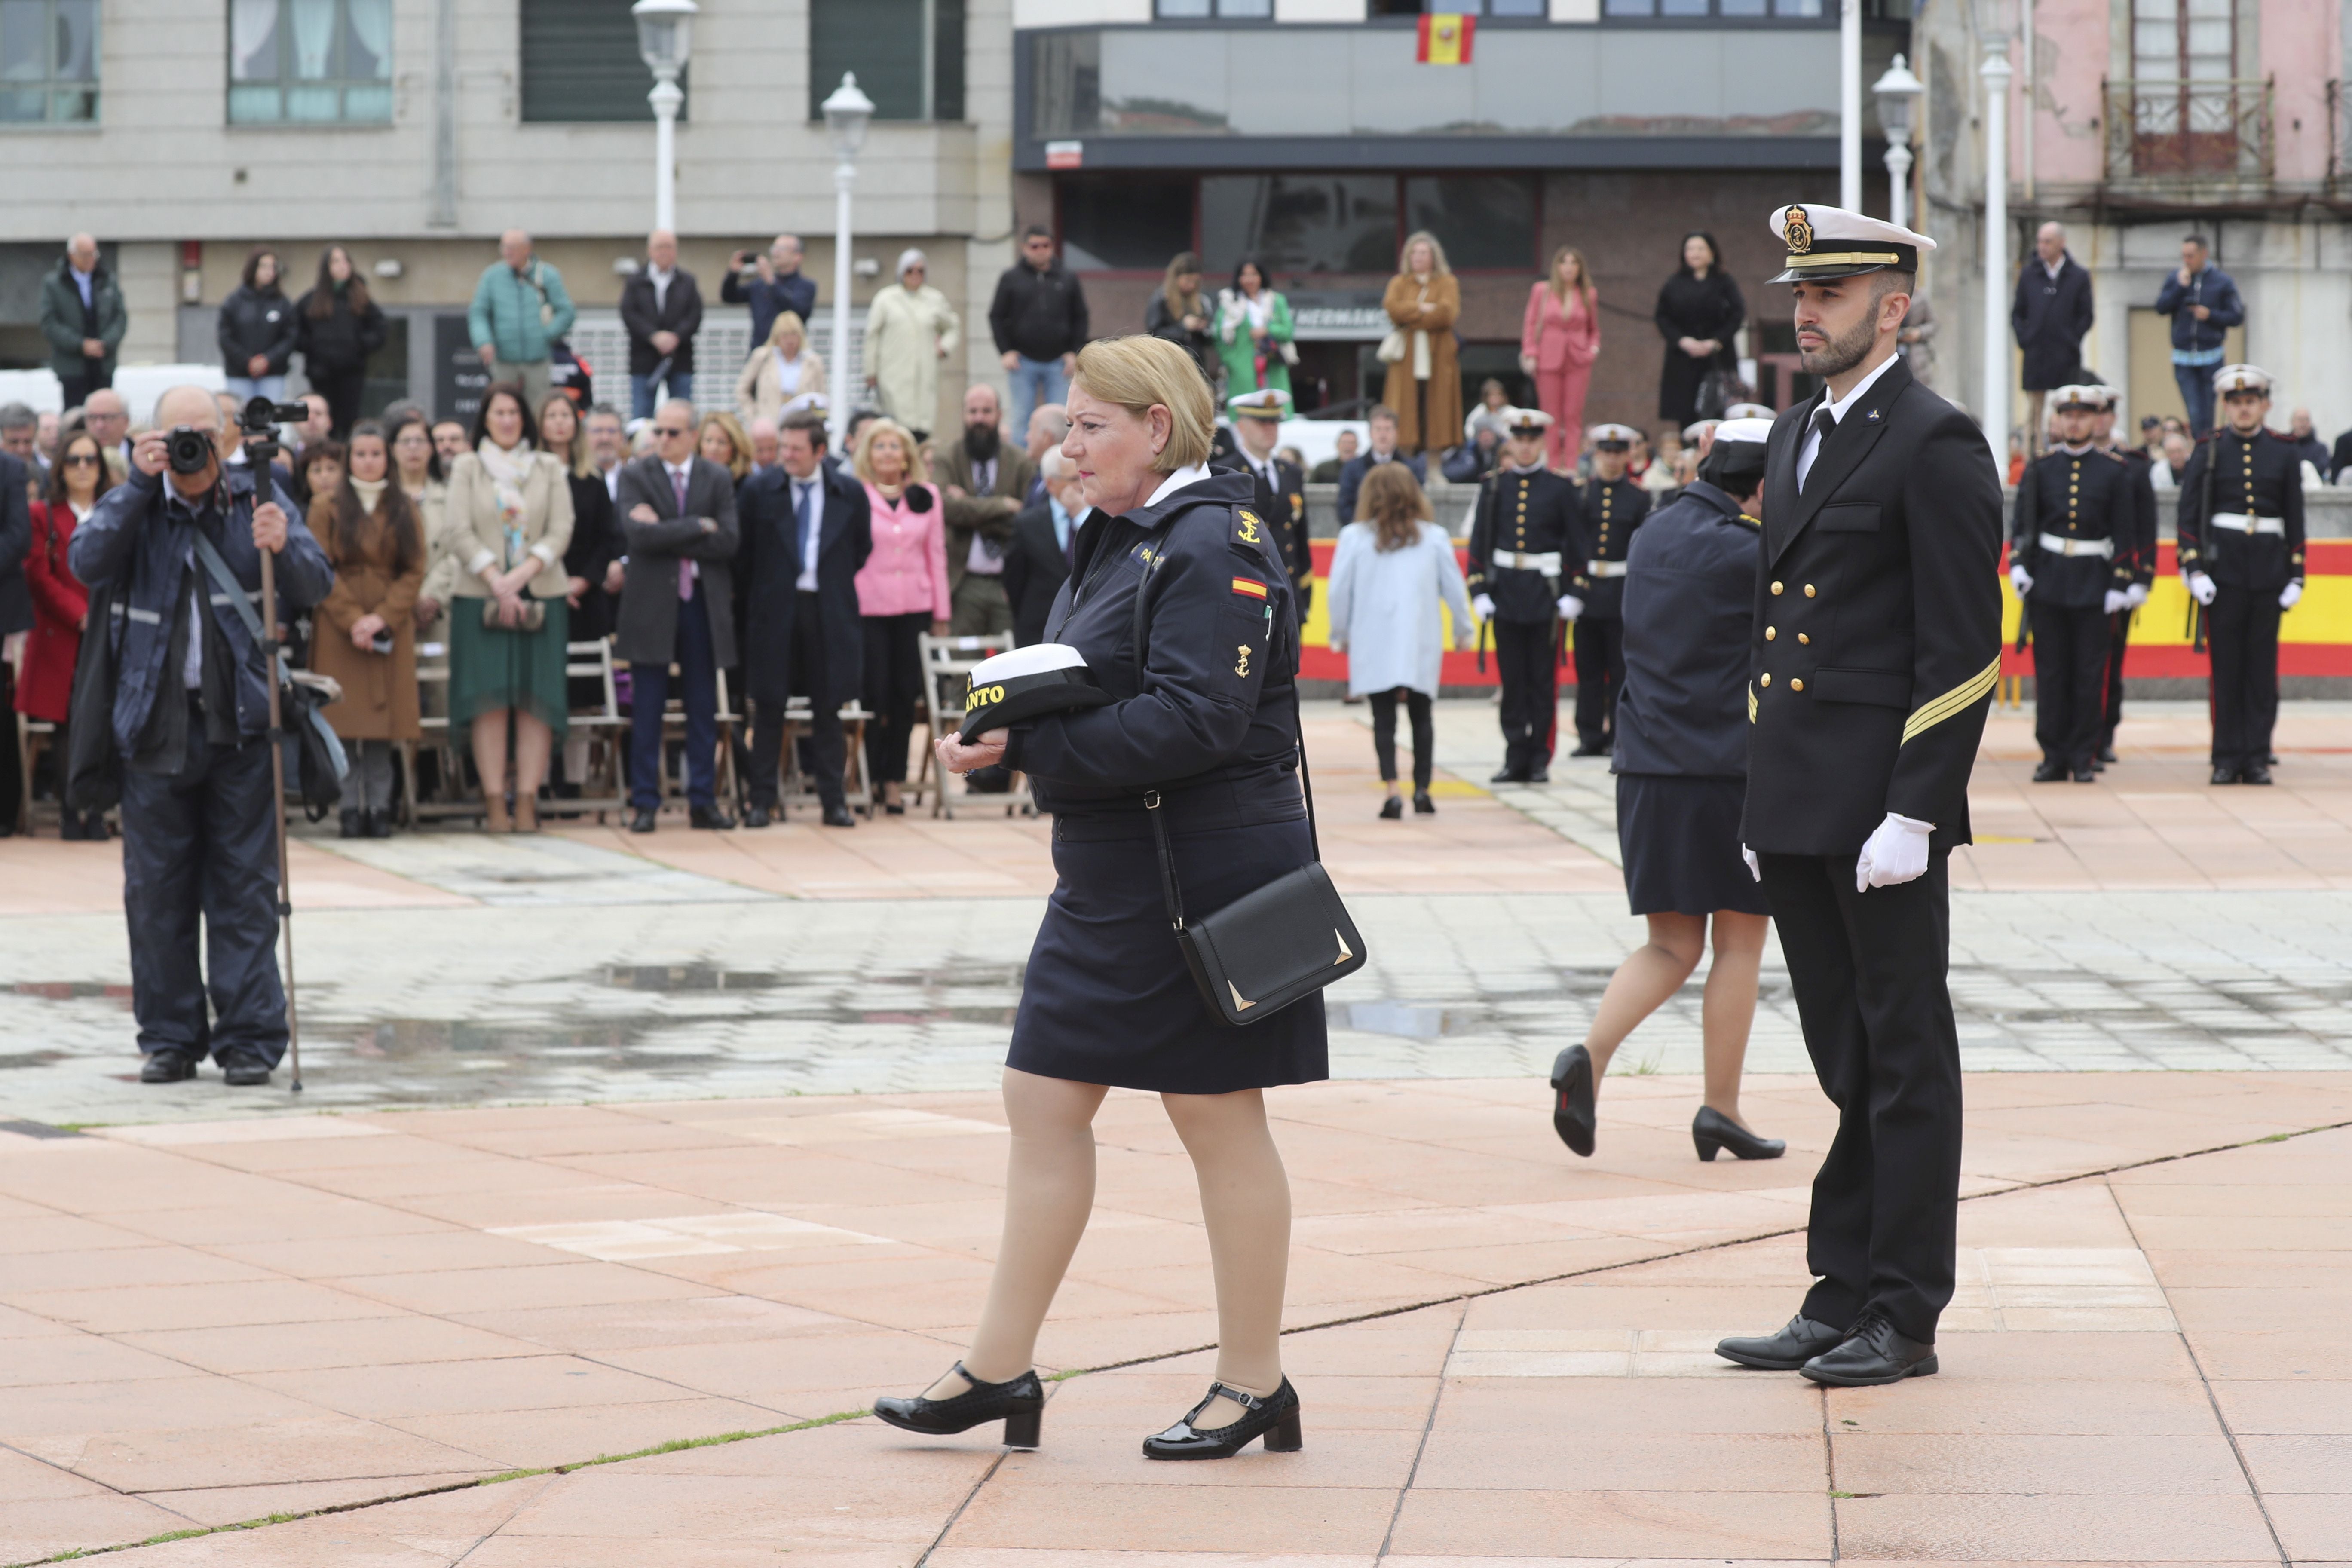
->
xmin=1465 ymin=407 xmax=1577 ymax=783
xmin=2009 ymin=385 xmax=2138 ymax=783
xmin=1715 ymin=204 xmax=2002 ymax=1387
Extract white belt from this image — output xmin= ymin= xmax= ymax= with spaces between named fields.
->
xmin=1494 ymin=551 xmax=1562 ymax=573
xmin=1585 ymin=560 xmax=1629 ymax=579
xmin=2036 ymin=533 xmax=2115 ymax=559
xmin=2210 ymin=513 xmax=2286 ymax=536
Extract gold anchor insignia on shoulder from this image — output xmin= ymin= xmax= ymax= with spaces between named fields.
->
xmin=1236 ymin=510 xmax=1262 ymax=544
xmin=1785 ymin=205 xmax=1814 ymax=253
xmin=1235 ymin=643 xmax=1251 ymax=677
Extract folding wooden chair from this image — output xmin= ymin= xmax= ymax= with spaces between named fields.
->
xmin=912 ymin=631 xmax=1031 ymax=820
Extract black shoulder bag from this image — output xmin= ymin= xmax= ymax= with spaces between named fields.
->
xmin=1133 ymin=552 xmax=1367 ymax=1027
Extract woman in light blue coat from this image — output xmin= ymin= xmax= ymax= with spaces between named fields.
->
xmin=1325 ymin=462 xmax=1474 ymax=818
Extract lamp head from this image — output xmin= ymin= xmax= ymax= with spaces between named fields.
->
xmin=631 ymin=0 xmax=697 ymax=80
xmin=822 ymin=72 xmax=877 ymax=159
xmin=1871 ymin=53 xmax=1924 ymax=147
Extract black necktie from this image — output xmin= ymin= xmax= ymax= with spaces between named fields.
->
xmin=1802 ymin=406 xmax=1836 ymax=491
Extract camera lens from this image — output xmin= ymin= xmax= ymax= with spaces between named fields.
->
xmin=166 ymin=426 xmax=215 ymax=475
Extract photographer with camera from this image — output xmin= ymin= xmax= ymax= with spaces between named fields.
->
xmin=69 ymin=386 xmax=330 ymax=1087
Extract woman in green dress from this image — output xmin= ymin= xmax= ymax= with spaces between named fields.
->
xmin=1214 ymin=257 xmax=1294 ymax=399
xmin=444 ymin=383 xmax=575 ymax=833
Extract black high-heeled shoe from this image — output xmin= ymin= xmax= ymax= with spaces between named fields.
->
xmin=1550 ymin=1043 xmax=1596 ymax=1157
xmin=1142 ymin=1378 xmax=1302 ymax=1460
xmin=872 ymin=1363 xmax=1044 ymax=1448
xmin=1691 ymin=1106 xmax=1785 ymax=1162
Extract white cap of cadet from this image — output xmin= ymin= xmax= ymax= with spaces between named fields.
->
xmin=1767 ymin=203 xmax=1935 ymax=284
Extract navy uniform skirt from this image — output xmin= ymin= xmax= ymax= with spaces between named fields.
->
xmin=1616 ymin=772 xmax=1769 ymax=918
xmin=1009 ymin=814 xmax=1330 ymax=1094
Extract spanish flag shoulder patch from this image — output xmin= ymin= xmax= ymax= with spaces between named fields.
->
xmin=1231 ymin=576 xmax=1268 ymax=600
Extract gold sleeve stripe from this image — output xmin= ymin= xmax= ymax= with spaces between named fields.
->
xmin=1901 ymin=655 xmax=2000 ymax=744
xmin=1747 ymin=682 xmax=1758 ymax=723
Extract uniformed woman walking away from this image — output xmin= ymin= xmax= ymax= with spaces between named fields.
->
xmin=1550 ymin=419 xmax=1783 ymax=1164
xmin=875 ymin=336 xmax=1318 ymax=1460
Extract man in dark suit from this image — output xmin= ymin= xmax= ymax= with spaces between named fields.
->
xmin=1003 ymin=450 xmax=1080 ymax=648
xmin=615 ymin=399 xmax=740 ymax=833
xmin=2010 ymin=385 xmax=2137 ymax=782
xmin=1335 ymin=405 xmax=1426 ymax=527
xmin=2010 ymin=221 xmax=2093 ymax=456
xmin=1715 ymin=204 xmax=2001 ymax=1389
xmin=620 ymin=230 xmax=703 ymax=420
xmin=738 ymin=409 xmax=872 ymax=827
xmin=1222 ymin=389 xmax=1314 ymax=611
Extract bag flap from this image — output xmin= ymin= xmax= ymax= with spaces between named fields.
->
xmin=1187 ymin=863 xmax=1366 ymax=1018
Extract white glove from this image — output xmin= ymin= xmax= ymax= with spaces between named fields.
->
xmin=1557 ymin=594 xmax=1583 ymax=622
xmin=2103 ymin=589 xmax=2130 ymax=616
xmin=2281 ymin=580 xmax=2304 ymax=610
xmin=1472 ymin=593 xmax=1495 ymax=621
xmin=1742 ymin=845 xmax=1761 ymax=882
xmin=2009 ymin=564 xmax=2033 ymax=597
xmin=1855 ymin=812 xmax=1935 ymax=892
xmin=2125 ymin=582 xmax=2148 ymax=609
xmin=2187 ymin=571 xmax=2218 ymax=606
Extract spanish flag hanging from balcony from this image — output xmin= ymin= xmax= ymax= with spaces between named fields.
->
xmin=1416 ymin=13 xmax=1475 ymax=64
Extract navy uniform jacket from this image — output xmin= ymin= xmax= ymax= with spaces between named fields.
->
xmin=2176 ymin=428 xmax=2306 ymax=592
xmin=1465 ymin=463 xmax=1575 ymax=625
xmin=2112 ymin=445 xmax=2159 ymax=591
xmin=1004 ymin=468 xmax=1302 ymax=827
xmin=2011 ymin=444 xmax=2136 ymax=609
xmin=1224 ymin=450 xmax=1311 ymax=600
xmin=1611 ymin=479 xmax=1760 ymax=780
xmin=1741 ymin=356 xmax=2003 ymax=857
xmin=1571 ymin=476 xmax=1649 ymax=619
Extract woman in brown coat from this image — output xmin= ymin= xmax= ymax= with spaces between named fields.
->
xmin=1381 ymin=231 xmax=1462 ymax=457
xmin=311 ymin=421 xmax=426 ymax=838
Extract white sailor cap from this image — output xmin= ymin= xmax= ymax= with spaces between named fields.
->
xmin=958 ymin=644 xmax=1114 ymax=742
xmin=1699 ymin=417 xmax=1775 ymax=488
xmin=1588 ymin=422 xmax=1641 ymax=447
xmin=1724 ymin=402 xmax=1777 ymax=421
xmin=2049 ymin=384 xmax=2110 ymax=412
xmin=2213 ymin=363 xmax=2272 ymax=397
xmin=1681 ymin=418 xmax=1720 ymax=444
xmin=1501 ymin=406 xmax=1555 ymax=434
xmin=1712 ymin=418 xmax=1776 ymax=447
xmin=1226 ymin=388 xmax=1292 ymax=420
xmin=780 ymin=391 xmax=830 ymax=420
xmin=1767 ymin=203 xmax=1935 ymax=283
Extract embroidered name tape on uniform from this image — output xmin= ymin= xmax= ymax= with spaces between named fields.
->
xmin=1231 ymin=576 xmax=1268 ymax=600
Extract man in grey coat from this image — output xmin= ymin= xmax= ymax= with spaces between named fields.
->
xmin=615 ymin=400 xmax=740 ymax=833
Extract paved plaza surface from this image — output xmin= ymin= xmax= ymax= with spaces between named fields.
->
xmin=2 ymin=700 xmax=2351 ymax=1565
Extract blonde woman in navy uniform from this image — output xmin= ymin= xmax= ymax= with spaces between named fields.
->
xmin=1714 ymin=204 xmax=2001 ymax=1388
xmin=875 ymin=336 xmax=1316 ymax=1460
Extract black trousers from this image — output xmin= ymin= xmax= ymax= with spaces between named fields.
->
xmin=1494 ymin=619 xmax=1558 ymax=771
xmin=2099 ymin=606 xmax=2131 ymax=746
xmin=1369 ymin=687 xmax=1433 ymax=790
xmin=861 ymin=610 xmax=926 ymax=787
xmin=2028 ymin=599 xmax=2110 ymax=770
xmin=2208 ymin=584 xmax=2282 ymax=773
xmin=120 ymin=707 xmax=288 ymax=1066
xmin=748 ymin=592 xmax=846 ymax=808
xmin=1758 ymin=849 xmax=1963 ymax=1345
xmin=0 ymin=661 xmax=19 ymax=833
xmin=1571 ymin=615 xmax=1623 ymax=748
xmin=309 ymin=364 xmax=368 ymax=439
xmin=59 ymin=361 xmax=110 ymax=410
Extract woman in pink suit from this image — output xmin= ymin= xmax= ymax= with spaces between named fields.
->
xmin=1521 ymin=246 xmax=1601 ymax=472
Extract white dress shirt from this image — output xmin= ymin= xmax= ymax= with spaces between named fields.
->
xmin=1795 ymin=349 xmax=1902 ymax=491
xmin=648 ymin=265 xmax=674 ymax=315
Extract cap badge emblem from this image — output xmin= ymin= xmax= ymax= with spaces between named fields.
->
xmin=1785 ymin=206 xmax=1814 ymax=254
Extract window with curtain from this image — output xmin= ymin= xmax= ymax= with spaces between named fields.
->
xmin=518 ymin=0 xmax=686 ymax=123
xmin=808 ymin=0 xmax=967 ymax=121
xmin=228 ymin=0 xmax=391 ymax=124
xmin=0 ymin=0 xmax=98 ymax=124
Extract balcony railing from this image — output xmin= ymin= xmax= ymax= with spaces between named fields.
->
xmin=2102 ymin=77 xmax=2274 ymax=184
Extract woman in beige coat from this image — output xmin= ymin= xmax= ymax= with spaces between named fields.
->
xmin=1381 ymin=231 xmax=1463 ymax=457
xmin=443 ymin=383 xmax=575 ymax=833
xmin=734 ymin=311 xmax=825 ymax=427
xmin=311 ymin=422 xmax=425 ymax=839
xmin=863 ymin=248 xmax=960 ymax=440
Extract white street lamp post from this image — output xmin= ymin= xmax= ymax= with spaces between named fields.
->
xmin=1981 ymin=38 xmax=2012 ymax=465
xmin=1840 ymin=0 xmax=1862 ymax=210
xmin=1872 ymin=54 xmax=1924 ymax=231
xmin=632 ymin=0 xmax=698 ymax=233
xmin=821 ymin=72 xmax=876 ymax=449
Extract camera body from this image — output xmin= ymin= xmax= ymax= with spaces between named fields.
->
xmin=165 ymin=426 xmax=216 ymax=475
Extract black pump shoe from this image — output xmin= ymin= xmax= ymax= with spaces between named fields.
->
xmin=1412 ymin=790 xmax=1435 ymax=815
xmin=1549 ymin=1043 xmax=1596 ymax=1157
xmin=1379 ymin=796 xmax=1403 ymax=820
xmin=872 ymin=1363 xmax=1044 ymax=1448
xmin=1691 ymin=1106 xmax=1784 ymax=1162
xmin=1142 ymin=1378 xmax=1302 ymax=1460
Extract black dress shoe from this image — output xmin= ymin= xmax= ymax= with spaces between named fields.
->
xmin=1691 ymin=1106 xmax=1784 ymax=1162
xmin=873 ymin=1363 xmax=1044 ymax=1448
xmin=884 ymin=801 xmax=906 ymax=815
xmin=1715 ymin=1314 xmax=1845 ymax=1371
xmin=2210 ymin=766 xmax=2239 ymax=786
xmin=629 ymin=807 xmax=659 ymax=833
xmin=139 ymin=1051 xmax=200 ymax=1084
xmin=2241 ymin=764 xmax=2274 ymax=786
xmin=690 ymin=805 xmax=735 ymax=830
xmin=368 ymin=810 xmax=395 ymax=838
xmin=2096 ymin=744 xmax=2119 ymax=764
xmin=742 ymin=805 xmax=772 ymax=829
xmin=1801 ymin=1311 xmax=1938 ymax=1386
xmin=1569 ymin=741 xmax=1607 ymax=758
xmin=1490 ymin=765 xmax=1527 ymax=784
xmin=2031 ymin=760 xmax=2067 ymax=783
xmin=2071 ymin=767 xmax=2099 ymax=783
xmin=1549 ymin=1043 xmax=1596 ymax=1158
xmin=1525 ymin=765 xmax=1550 ymax=784
xmin=220 ymin=1057 xmax=273 ymax=1087
xmin=339 ymin=808 xmax=363 ymax=839
xmin=822 ymin=802 xmax=856 ymax=828
xmin=1379 ymin=796 xmax=1403 ymax=820
xmin=1142 ymin=1378 xmax=1302 ymax=1460
xmin=1412 ymin=790 xmax=1435 ymax=815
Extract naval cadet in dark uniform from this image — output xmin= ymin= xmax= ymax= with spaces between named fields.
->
xmin=1222 ymin=388 xmax=1314 ymax=613
xmin=1713 ymin=204 xmax=2002 ymax=1388
xmin=2010 ymin=384 xmax=2137 ymax=781
xmin=1466 ymin=407 xmax=1576 ymax=783
xmin=1568 ymin=423 xmax=1650 ymax=755
xmin=2177 ymin=362 xmax=2306 ymax=785
xmin=2089 ymin=386 xmax=2156 ymax=765
xmin=877 ymin=335 xmax=1315 ymax=1461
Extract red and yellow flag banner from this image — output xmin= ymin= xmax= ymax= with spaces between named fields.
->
xmin=1416 ymin=13 xmax=1475 ymax=64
